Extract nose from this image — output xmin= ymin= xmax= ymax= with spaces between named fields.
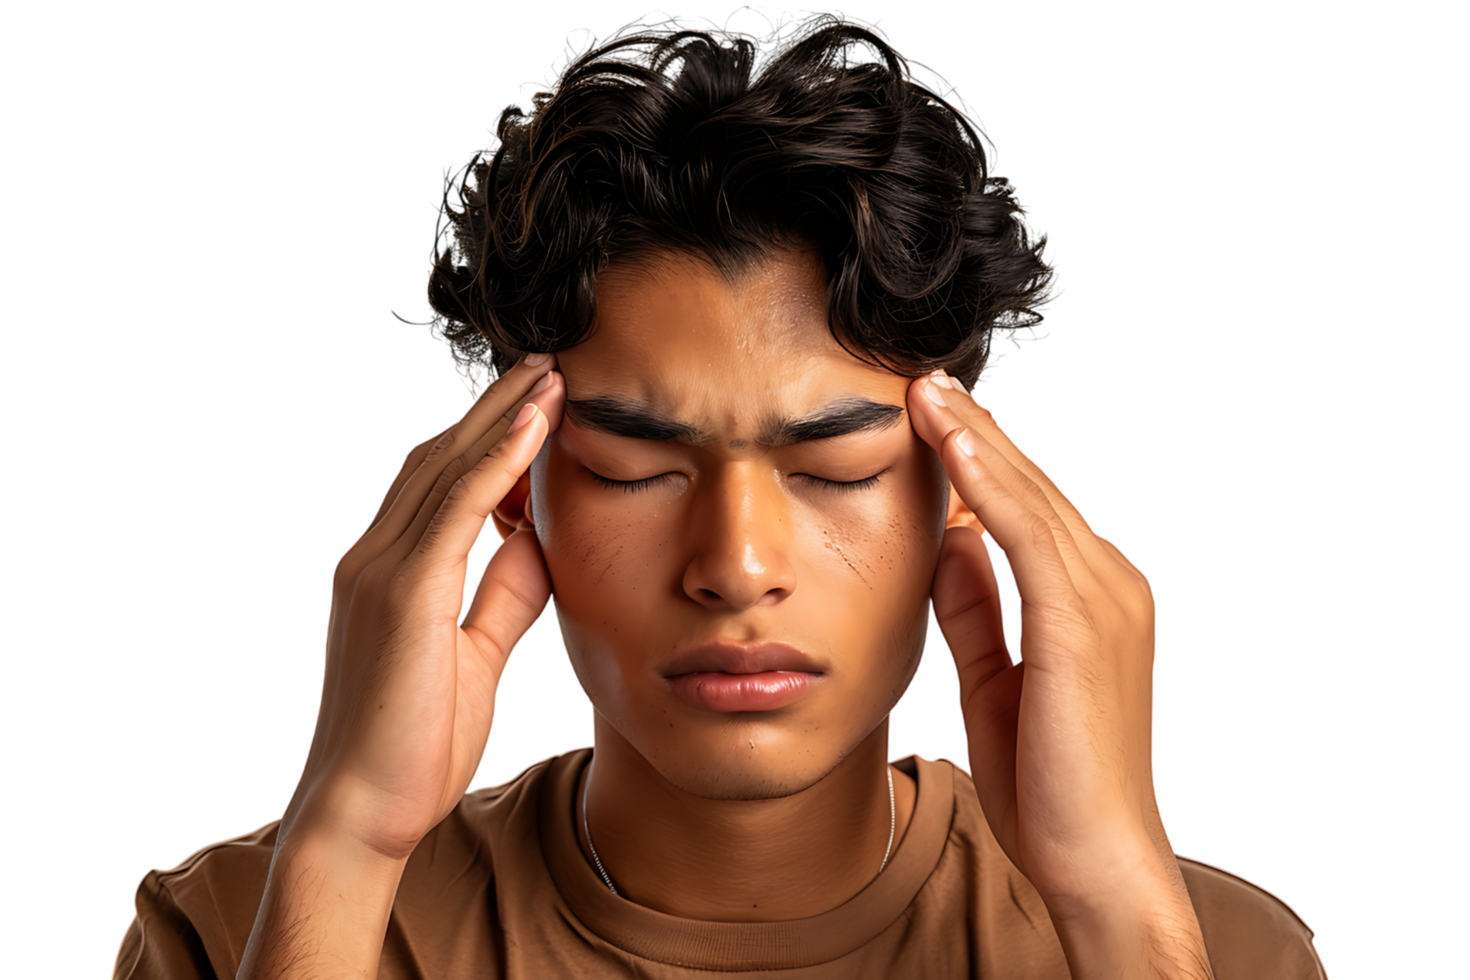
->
xmin=681 ymin=463 xmax=797 ymax=611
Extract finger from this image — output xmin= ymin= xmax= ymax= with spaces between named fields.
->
xmin=899 ymin=382 xmax=1099 ymax=620
xmin=404 ymin=368 xmax=564 ymax=534
xmin=438 ymin=368 xmax=567 ymax=481
xmin=957 ymin=391 xmax=1097 ymax=537
xmin=323 ymin=359 xmax=552 ymax=675
xmin=360 ymin=356 xmax=557 ymax=560
xmin=393 ymin=402 xmax=550 ymax=573
xmin=461 ymin=528 xmax=552 ymax=671
xmin=945 ymin=476 xmax=986 ymax=533
xmin=948 ymin=380 xmax=1148 ymax=590
xmin=452 ymin=525 xmax=552 ymax=787
xmin=932 ymin=524 xmax=1011 ymax=688
xmin=899 ymin=379 xmax=1099 ymax=590
xmin=911 ymin=376 xmax=1128 ymax=605
xmin=917 ymin=376 xmax=1146 ymax=590
xmin=933 ymin=524 xmax=1022 ymax=839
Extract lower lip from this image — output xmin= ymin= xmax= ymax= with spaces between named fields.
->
xmin=666 ymin=670 xmax=821 ymax=712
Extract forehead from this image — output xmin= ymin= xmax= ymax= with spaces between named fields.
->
xmin=554 ymin=249 xmax=905 ymax=431
xmin=552 ymin=251 xmax=905 ymax=446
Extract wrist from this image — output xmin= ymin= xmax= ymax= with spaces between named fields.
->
xmin=275 ymin=819 xmax=412 ymax=891
xmin=1040 ymin=847 xmax=1213 ymax=980
xmin=1036 ymin=828 xmax=1180 ymax=922
xmin=238 ymin=827 xmax=409 ymax=980
xmin=282 ymin=771 xmax=432 ymax=863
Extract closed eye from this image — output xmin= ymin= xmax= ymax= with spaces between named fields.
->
xmin=585 ymin=470 xmax=882 ymax=493
xmin=590 ymin=470 xmax=673 ymax=493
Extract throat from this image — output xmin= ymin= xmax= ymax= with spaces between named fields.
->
xmin=576 ymin=771 xmax=904 ymax=920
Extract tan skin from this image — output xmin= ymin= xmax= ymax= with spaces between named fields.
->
xmin=536 ymin=253 xmax=939 ymax=919
xmin=238 ymin=249 xmax=1213 ymax=979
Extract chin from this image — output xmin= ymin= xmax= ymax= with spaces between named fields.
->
xmin=640 ymin=736 xmax=856 ymax=801
xmin=613 ymin=694 xmax=902 ymax=800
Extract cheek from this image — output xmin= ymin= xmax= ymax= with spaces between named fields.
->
xmin=799 ymin=518 xmax=885 ymax=588
xmin=795 ymin=452 xmax=949 ymax=593
xmin=532 ymin=445 xmax=677 ymax=703
xmin=531 ymin=442 xmax=674 ymax=611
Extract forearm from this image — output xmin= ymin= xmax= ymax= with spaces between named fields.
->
xmin=237 ymin=829 xmax=408 ymax=980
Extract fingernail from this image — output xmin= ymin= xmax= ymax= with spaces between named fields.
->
xmin=955 ymin=428 xmax=977 ymax=457
xmin=923 ymin=367 xmax=958 ymax=387
xmin=923 ymin=379 xmax=948 ymax=406
xmin=528 ymin=371 xmax=556 ymax=397
xmin=524 ymin=352 xmax=550 ymax=368
xmin=509 ymin=403 xmax=539 ymax=433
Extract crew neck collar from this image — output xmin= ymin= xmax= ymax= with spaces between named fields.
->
xmin=538 ymin=748 xmax=955 ymax=970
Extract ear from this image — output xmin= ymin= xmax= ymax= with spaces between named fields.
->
xmin=491 ymin=470 xmax=535 ymax=541
xmin=945 ymin=478 xmax=986 ymax=534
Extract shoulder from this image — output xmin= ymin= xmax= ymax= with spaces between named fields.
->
xmin=1178 ymin=857 xmax=1326 ymax=980
xmin=116 ymin=753 xmax=579 ymax=980
xmin=148 ymin=820 xmax=279 ymax=963
xmin=117 ymin=822 xmax=279 ymax=979
xmin=396 ymin=752 xmax=573 ymax=904
xmin=458 ymin=749 xmax=593 ymax=845
xmin=923 ymin=759 xmax=1325 ymax=980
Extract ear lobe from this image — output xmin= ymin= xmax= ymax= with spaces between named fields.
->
xmin=946 ymin=478 xmax=985 ymax=533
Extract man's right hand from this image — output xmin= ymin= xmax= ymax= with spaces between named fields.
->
xmin=239 ymin=354 xmax=564 ymax=979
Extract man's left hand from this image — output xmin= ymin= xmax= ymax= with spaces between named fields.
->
xmin=907 ymin=371 xmax=1215 ymax=980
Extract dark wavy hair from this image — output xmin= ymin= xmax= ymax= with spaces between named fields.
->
xmin=427 ymin=17 xmax=1052 ymax=387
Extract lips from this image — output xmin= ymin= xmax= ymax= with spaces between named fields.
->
xmin=662 ymin=641 xmax=822 ymax=676
xmin=667 ymin=670 xmax=819 ymax=712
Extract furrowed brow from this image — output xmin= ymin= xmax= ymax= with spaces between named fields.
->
xmin=564 ymin=397 xmax=711 ymax=445
xmin=564 ymin=396 xmax=903 ymax=447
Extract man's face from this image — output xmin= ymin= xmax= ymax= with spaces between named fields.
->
xmin=529 ymin=248 xmax=950 ymax=800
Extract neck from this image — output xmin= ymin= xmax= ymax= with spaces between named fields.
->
xmin=578 ymin=715 xmax=917 ymax=921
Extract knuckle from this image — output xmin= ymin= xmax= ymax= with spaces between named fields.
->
xmin=430 ymin=456 xmax=470 ymax=498
xmin=1101 ymin=572 xmax=1153 ymax=627
xmin=335 ymin=544 xmax=362 ymax=574
xmin=1126 ymin=565 xmax=1153 ymax=602
xmin=1030 ymin=592 xmax=1099 ymax=642
xmin=417 ymin=508 xmax=454 ymax=556
xmin=1025 ymin=515 xmax=1057 ymax=551
xmin=468 ymin=440 xmax=519 ymax=486
xmin=482 ymin=567 xmax=543 ymax=626
xmin=360 ymin=552 xmax=396 ymax=592
xmin=381 ymin=561 xmax=418 ymax=610
xmin=333 ymin=551 xmax=363 ymax=593
xmin=423 ymin=429 xmax=457 ymax=462
xmin=1101 ymin=536 xmax=1153 ymax=603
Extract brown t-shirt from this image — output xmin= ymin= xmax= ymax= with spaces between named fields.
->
xmin=114 ymin=751 xmax=1325 ymax=978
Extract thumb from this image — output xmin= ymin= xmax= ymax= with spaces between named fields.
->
xmin=460 ymin=528 xmax=552 ymax=671
xmin=933 ymin=525 xmax=1010 ymax=688
xmin=934 ymin=525 xmax=1023 ymax=832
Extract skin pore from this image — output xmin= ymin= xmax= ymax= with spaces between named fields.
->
xmin=523 ymin=247 xmax=948 ymax=920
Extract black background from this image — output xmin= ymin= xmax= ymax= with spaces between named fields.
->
xmin=103 ymin=5 xmax=1346 ymax=975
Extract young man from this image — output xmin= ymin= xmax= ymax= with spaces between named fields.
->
xmin=116 ymin=20 xmax=1325 ymax=980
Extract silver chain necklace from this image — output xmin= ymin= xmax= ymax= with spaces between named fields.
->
xmin=582 ymin=764 xmax=897 ymax=897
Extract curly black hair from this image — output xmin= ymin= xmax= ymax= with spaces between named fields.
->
xmin=427 ymin=16 xmax=1053 ymax=387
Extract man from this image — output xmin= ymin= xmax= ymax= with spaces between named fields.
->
xmin=115 ymin=19 xmax=1325 ymax=979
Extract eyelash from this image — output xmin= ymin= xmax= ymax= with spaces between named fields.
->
xmin=588 ymin=470 xmax=886 ymax=494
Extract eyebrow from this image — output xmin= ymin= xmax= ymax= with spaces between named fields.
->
xmin=563 ymin=396 xmax=904 ymax=447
